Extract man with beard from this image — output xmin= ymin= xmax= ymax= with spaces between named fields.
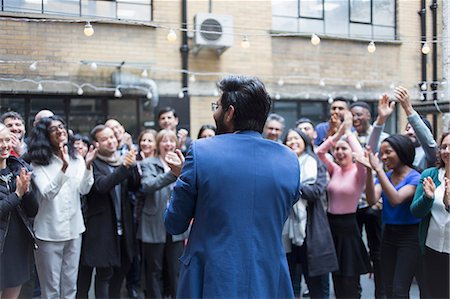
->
xmin=164 ymin=76 xmax=301 ymax=298
xmin=314 ymin=97 xmax=349 ymax=146
xmin=77 ymin=125 xmax=140 ymax=299
xmin=263 ymin=113 xmax=285 ymax=142
xmin=0 ymin=112 xmax=27 ymax=157
xmin=394 ymin=87 xmax=437 ymax=171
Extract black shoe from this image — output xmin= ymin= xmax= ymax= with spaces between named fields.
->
xmin=127 ymin=287 xmax=139 ymax=299
xmin=302 ymin=289 xmax=310 ymax=297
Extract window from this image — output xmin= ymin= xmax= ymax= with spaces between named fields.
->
xmin=272 ymin=0 xmax=396 ymax=40
xmin=2 ymin=0 xmax=153 ymax=22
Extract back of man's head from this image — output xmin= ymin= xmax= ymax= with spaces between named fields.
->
xmin=34 ymin=109 xmax=54 ymax=126
xmin=217 ymin=76 xmax=271 ymax=133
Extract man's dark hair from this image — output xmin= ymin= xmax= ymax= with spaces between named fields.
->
xmin=217 ymin=76 xmax=271 ymax=133
xmin=295 ymin=117 xmax=315 ymax=128
xmin=0 ymin=111 xmax=24 ymax=124
xmin=157 ymin=107 xmax=178 ymax=119
xmin=350 ymin=101 xmax=371 ymax=111
xmin=332 ymin=97 xmax=349 ymax=106
xmin=90 ymin=124 xmax=109 ymax=142
xmin=28 ymin=115 xmax=77 ymax=166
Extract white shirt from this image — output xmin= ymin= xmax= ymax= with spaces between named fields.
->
xmin=426 ymin=168 xmax=450 ymax=253
xmin=32 ymin=154 xmax=94 ymax=241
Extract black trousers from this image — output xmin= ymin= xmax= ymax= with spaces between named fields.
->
xmin=422 ymin=246 xmax=449 ymax=299
xmin=381 ymin=224 xmax=420 ymax=299
xmin=142 ymin=238 xmax=184 ymax=299
xmin=356 ymin=206 xmax=385 ymax=298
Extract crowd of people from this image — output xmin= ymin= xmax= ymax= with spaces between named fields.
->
xmin=0 ymin=75 xmax=448 ymax=299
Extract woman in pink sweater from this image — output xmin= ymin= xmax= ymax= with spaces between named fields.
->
xmin=317 ymin=111 xmax=370 ymax=299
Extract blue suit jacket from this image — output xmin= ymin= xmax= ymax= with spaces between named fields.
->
xmin=165 ymin=131 xmax=301 ymax=298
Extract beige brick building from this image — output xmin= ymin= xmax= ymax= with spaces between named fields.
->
xmin=0 ymin=0 xmax=447 ymax=139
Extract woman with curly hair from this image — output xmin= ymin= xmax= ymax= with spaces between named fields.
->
xmin=27 ymin=115 xmax=96 ymax=299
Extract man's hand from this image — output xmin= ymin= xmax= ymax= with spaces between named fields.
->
xmin=123 ymin=149 xmax=136 ymax=168
xmin=165 ymin=149 xmax=185 ymax=177
xmin=377 ymin=94 xmax=396 ymax=125
xmin=59 ymin=144 xmax=69 ymax=172
xmin=122 ymin=132 xmax=133 ymax=150
xmin=85 ymin=145 xmax=98 ymax=170
xmin=177 ymin=129 xmax=188 ymax=150
xmin=394 ymin=86 xmax=414 ymax=116
xmin=10 ymin=134 xmax=22 ymax=155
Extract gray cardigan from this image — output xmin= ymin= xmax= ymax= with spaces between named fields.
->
xmin=137 ymin=157 xmax=188 ymax=243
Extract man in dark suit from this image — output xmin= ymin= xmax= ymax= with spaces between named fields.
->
xmin=76 ymin=125 xmax=140 ymax=299
xmin=164 ymin=75 xmax=301 ymax=298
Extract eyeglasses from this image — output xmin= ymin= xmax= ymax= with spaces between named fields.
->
xmin=48 ymin=124 xmax=65 ymax=133
xmin=211 ymin=102 xmax=220 ymax=112
xmin=439 ymin=144 xmax=450 ymax=152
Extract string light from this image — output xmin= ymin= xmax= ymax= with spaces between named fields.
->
xmin=37 ymin=83 xmax=43 ymax=91
xmin=277 ymin=78 xmax=284 ymax=87
xmin=367 ymin=41 xmax=376 ymax=53
xmin=390 ymin=83 xmax=395 ymax=89
xmin=355 ymin=81 xmax=362 ymax=89
xmin=90 ymin=62 xmax=97 ymax=71
xmin=29 ymin=62 xmax=37 ymax=71
xmin=77 ymin=86 xmax=84 ymax=95
xmin=327 ymin=95 xmax=334 ymax=104
xmin=241 ymin=36 xmax=250 ymax=49
xmin=420 ymin=82 xmax=428 ymax=91
xmin=189 ymin=74 xmax=196 ymax=82
xmin=421 ymin=42 xmax=431 ymax=55
xmin=319 ymin=79 xmax=325 ymax=87
xmin=146 ymin=91 xmax=152 ymax=99
xmin=311 ymin=33 xmax=321 ymax=46
xmin=83 ymin=21 xmax=94 ymax=37
xmin=114 ymin=88 xmax=122 ymax=98
xmin=167 ymin=29 xmax=177 ymax=42
xmin=213 ymin=89 xmax=220 ymax=97
xmin=275 ymin=93 xmax=281 ymax=100
xmin=178 ymin=90 xmax=185 ymax=99
xmin=141 ymin=69 xmax=148 ymax=77
xmin=352 ymin=95 xmax=358 ymax=102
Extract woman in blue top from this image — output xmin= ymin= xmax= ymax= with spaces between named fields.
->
xmin=361 ymin=134 xmax=421 ymax=298
xmin=410 ymin=132 xmax=450 ymax=299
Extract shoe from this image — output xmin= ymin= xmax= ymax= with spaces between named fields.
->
xmin=302 ymin=289 xmax=310 ymax=297
xmin=127 ymin=287 xmax=139 ymax=299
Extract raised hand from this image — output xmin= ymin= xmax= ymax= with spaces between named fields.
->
xmin=422 ymin=177 xmax=436 ymax=199
xmin=10 ymin=133 xmax=22 ymax=155
xmin=377 ymin=94 xmax=396 ymax=124
xmin=177 ymin=129 xmax=188 ymax=149
xmin=59 ymin=144 xmax=69 ymax=172
xmin=85 ymin=145 xmax=98 ymax=170
xmin=165 ymin=149 xmax=185 ymax=177
xmin=15 ymin=168 xmax=32 ymax=198
xmin=394 ymin=86 xmax=414 ymax=115
xmin=354 ymin=148 xmax=372 ymax=169
xmin=123 ymin=149 xmax=136 ymax=168
xmin=122 ymin=132 xmax=133 ymax=150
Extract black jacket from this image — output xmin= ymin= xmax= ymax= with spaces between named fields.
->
xmin=0 ymin=156 xmax=38 ymax=253
xmin=80 ymin=158 xmax=140 ymax=268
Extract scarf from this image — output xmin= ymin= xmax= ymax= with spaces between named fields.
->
xmin=96 ymin=151 xmax=123 ymax=166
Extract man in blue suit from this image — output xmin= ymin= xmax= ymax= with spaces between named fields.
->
xmin=164 ymin=75 xmax=301 ymax=298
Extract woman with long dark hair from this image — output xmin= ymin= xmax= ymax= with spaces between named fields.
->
xmin=27 ymin=115 xmax=96 ymax=299
xmin=410 ymin=132 xmax=450 ymax=299
xmin=363 ymin=134 xmax=421 ymax=298
xmin=0 ymin=123 xmax=36 ymax=299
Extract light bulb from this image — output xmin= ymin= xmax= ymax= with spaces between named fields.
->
xmin=189 ymin=74 xmax=196 ymax=83
xmin=367 ymin=41 xmax=376 ymax=53
xmin=275 ymin=93 xmax=281 ymax=100
xmin=29 ymin=62 xmax=37 ymax=71
xmin=178 ymin=91 xmax=185 ymax=99
xmin=355 ymin=81 xmax=362 ymax=89
xmin=420 ymin=93 xmax=425 ymax=101
xmin=84 ymin=22 xmax=94 ymax=37
xmin=352 ymin=95 xmax=358 ymax=102
xmin=390 ymin=83 xmax=395 ymax=89
xmin=114 ymin=88 xmax=122 ymax=98
xmin=421 ymin=42 xmax=431 ymax=55
xmin=277 ymin=78 xmax=284 ymax=87
xmin=167 ymin=29 xmax=177 ymax=42
xmin=77 ymin=87 xmax=84 ymax=95
xmin=319 ymin=79 xmax=325 ymax=87
xmin=241 ymin=36 xmax=250 ymax=49
xmin=90 ymin=62 xmax=97 ymax=71
xmin=213 ymin=89 xmax=220 ymax=97
xmin=146 ymin=91 xmax=152 ymax=99
xmin=305 ymin=93 xmax=310 ymax=99
xmin=327 ymin=96 xmax=333 ymax=104
xmin=141 ymin=69 xmax=148 ymax=77
xmin=37 ymin=83 xmax=43 ymax=91
xmin=311 ymin=33 xmax=321 ymax=46
xmin=421 ymin=82 xmax=427 ymax=91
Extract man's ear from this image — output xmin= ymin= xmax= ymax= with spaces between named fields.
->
xmin=94 ymin=141 xmax=99 ymax=148
xmin=225 ymin=105 xmax=235 ymax=123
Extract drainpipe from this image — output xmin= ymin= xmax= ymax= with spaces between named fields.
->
xmin=419 ymin=0 xmax=427 ymax=100
xmin=181 ymin=0 xmax=189 ymax=98
xmin=430 ymin=0 xmax=438 ymax=101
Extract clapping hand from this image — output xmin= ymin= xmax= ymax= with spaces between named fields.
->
xmin=165 ymin=149 xmax=185 ymax=177
xmin=85 ymin=145 xmax=98 ymax=170
xmin=59 ymin=143 xmax=69 ymax=172
xmin=15 ymin=168 xmax=32 ymax=198
xmin=123 ymin=149 xmax=137 ymax=168
xmin=422 ymin=177 xmax=436 ymax=200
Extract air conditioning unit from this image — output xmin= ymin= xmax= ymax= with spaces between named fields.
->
xmin=193 ymin=13 xmax=233 ymax=55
